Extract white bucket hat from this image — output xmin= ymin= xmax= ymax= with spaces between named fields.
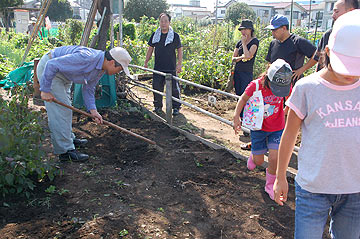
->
xmin=328 ymin=9 xmax=360 ymax=76
xmin=109 ymin=47 xmax=132 ymax=77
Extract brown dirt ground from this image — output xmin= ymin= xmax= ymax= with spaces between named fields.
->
xmin=130 ymin=81 xmax=300 ymax=172
xmin=0 ymin=89 xmax=330 ymax=239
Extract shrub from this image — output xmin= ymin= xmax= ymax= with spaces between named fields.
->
xmin=113 ymin=22 xmax=137 ymax=40
xmin=0 ymin=54 xmax=16 ymax=80
xmin=58 ymin=19 xmax=84 ymax=45
xmin=137 ymin=16 xmax=158 ymax=42
xmin=0 ymin=87 xmax=58 ymax=197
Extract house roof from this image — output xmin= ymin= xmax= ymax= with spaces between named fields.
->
xmin=179 ymin=7 xmax=211 ymax=12
xmin=265 ymin=2 xmax=306 ymax=11
xmin=221 ymin=0 xmax=273 ymax=8
xmin=302 ymin=2 xmax=325 ymax=11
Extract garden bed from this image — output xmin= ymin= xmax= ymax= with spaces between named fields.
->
xmin=0 ymin=101 xmax=328 ymax=239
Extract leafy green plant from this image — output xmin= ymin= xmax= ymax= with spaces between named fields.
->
xmin=0 ymin=86 xmax=58 ymax=197
xmin=137 ymin=15 xmax=158 ymax=42
xmin=157 ymin=207 xmax=165 ymax=213
xmin=45 ymin=185 xmax=56 ymax=194
xmin=118 ymin=229 xmax=129 ymax=237
xmin=113 ymin=22 xmax=137 ymax=40
xmin=58 ymin=188 xmax=69 ymax=195
xmin=0 ymin=54 xmax=16 ymax=80
xmin=58 ymin=19 xmax=84 ymax=45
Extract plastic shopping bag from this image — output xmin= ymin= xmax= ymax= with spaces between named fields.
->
xmin=242 ymin=80 xmax=264 ymax=131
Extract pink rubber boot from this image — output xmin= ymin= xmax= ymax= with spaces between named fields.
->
xmin=247 ymin=154 xmax=256 ymax=171
xmin=265 ymin=168 xmax=276 ymax=200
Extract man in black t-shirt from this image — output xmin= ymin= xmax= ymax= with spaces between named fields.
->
xmin=144 ymin=13 xmax=183 ymax=116
xmin=313 ymin=0 xmax=359 ymax=72
xmin=265 ymin=15 xmax=317 ymax=83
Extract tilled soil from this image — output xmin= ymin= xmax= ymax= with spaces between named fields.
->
xmin=0 ymin=100 xmax=330 ymax=239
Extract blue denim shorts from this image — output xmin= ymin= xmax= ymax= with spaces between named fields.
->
xmin=250 ymin=129 xmax=283 ymax=155
xmin=295 ymin=181 xmax=360 ymax=239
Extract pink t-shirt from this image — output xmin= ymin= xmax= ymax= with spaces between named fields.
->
xmin=286 ymin=72 xmax=360 ymax=194
xmin=244 ymin=77 xmax=286 ymax=132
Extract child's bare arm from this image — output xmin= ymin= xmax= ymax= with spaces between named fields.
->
xmin=233 ymin=93 xmax=250 ymax=134
xmin=274 ymin=109 xmax=302 ymax=205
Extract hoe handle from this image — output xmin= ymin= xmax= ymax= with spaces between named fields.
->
xmin=52 ymin=99 xmax=156 ymax=145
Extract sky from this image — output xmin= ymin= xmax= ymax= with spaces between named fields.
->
xmin=167 ymin=0 xmax=318 ymax=11
xmin=167 ymin=0 xmax=221 ymax=11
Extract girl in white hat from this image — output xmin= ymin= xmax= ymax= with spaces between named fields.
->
xmin=274 ymin=10 xmax=360 ymax=238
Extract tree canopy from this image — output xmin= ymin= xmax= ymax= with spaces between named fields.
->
xmin=47 ymin=0 xmax=73 ymax=22
xmin=0 ymin=0 xmax=23 ymax=30
xmin=0 ymin=0 xmax=23 ymax=10
xmin=225 ymin=2 xmax=256 ymax=26
xmin=124 ymin=0 xmax=169 ymax=22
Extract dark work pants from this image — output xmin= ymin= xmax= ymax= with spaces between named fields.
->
xmin=152 ymin=71 xmax=181 ymax=109
xmin=234 ymin=70 xmax=253 ymax=118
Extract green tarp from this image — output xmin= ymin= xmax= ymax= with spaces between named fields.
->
xmin=0 ymin=62 xmax=34 ymax=89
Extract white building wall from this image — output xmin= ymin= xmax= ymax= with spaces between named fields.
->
xmin=14 ymin=10 xmax=29 ymax=33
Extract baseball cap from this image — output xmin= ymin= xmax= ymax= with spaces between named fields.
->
xmin=328 ymin=9 xmax=360 ymax=76
xmin=29 ymin=17 xmax=37 ymax=23
xmin=238 ymin=19 xmax=254 ymax=30
xmin=265 ymin=15 xmax=289 ymax=30
xmin=267 ymin=59 xmax=293 ymax=97
xmin=109 ymin=47 xmax=132 ymax=77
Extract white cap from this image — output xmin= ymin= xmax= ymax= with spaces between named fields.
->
xmin=328 ymin=9 xmax=360 ymax=76
xmin=109 ymin=47 xmax=132 ymax=77
xmin=29 ymin=17 xmax=37 ymax=23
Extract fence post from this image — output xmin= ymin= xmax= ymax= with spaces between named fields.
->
xmin=33 ymin=58 xmax=41 ymax=98
xmin=165 ymin=73 xmax=173 ymax=125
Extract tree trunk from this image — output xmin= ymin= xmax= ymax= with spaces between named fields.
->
xmin=4 ymin=10 xmax=9 ymax=32
xmin=96 ymin=0 xmax=111 ymax=50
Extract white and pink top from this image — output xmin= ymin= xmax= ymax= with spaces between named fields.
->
xmin=286 ymin=71 xmax=360 ymax=194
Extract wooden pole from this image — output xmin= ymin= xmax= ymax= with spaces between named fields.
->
xmin=33 ymin=58 xmax=41 ymax=98
xmin=119 ymin=0 xmax=123 ymax=46
xmin=80 ymin=0 xmax=99 ymax=46
xmin=290 ymin=0 xmax=294 ymax=32
xmin=109 ymin=0 xmax=114 ymax=48
xmin=165 ymin=73 xmax=173 ymax=125
xmin=20 ymin=0 xmax=52 ymax=66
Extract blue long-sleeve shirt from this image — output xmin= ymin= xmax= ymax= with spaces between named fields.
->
xmin=39 ymin=46 xmax=105 ymax=110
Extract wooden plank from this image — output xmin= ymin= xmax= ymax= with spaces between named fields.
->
xmin=80 ymin=0 xmax=99 ymax=47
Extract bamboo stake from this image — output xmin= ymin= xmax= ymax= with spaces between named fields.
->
xmin=21 ymin=0 xmax=52 ymax=66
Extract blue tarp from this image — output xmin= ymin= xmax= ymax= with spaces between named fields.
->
xmin=0 ymin=62 xmax=34 ymax=89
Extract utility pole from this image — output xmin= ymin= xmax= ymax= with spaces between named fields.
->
xmin=308 ymin=0 xmax=312 ymax=31
xmin=213 ymin=0 xmax=218 ymax=52
xmin=290 ymin=0 xmax=294 ymax=32
xmin=110 ymin=0 xmax=114 ymax=48
xmin=314 ymin=11 xmax=319 ymax=44
xmin=118 ymin=0 xmax=123 ymax=46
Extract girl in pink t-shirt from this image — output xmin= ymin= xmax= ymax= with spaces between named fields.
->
xmin=274 ymin=10 xmax=360 ymax=238
xmin=233 ymin=59 xmax=292 ymax=200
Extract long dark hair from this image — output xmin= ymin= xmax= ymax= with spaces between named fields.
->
xmin=264 ymin=75 xmax=271 ymax=89
xmin=258 ymin=71 xmax=271 ymax=89
xmin=318 ymin=50 xmax=331 ymax=70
